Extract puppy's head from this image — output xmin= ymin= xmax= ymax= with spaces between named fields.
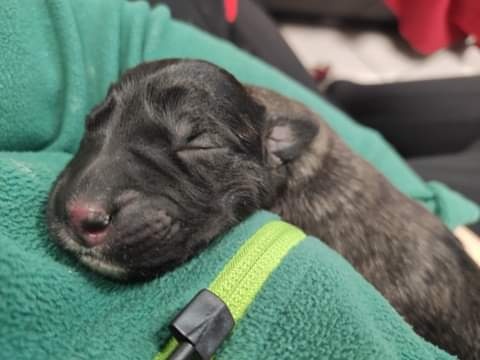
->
xmin=47 ymin=59 xmax=317 ymax=280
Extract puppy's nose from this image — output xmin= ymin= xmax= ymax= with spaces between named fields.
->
xmin=67 ymin=202 xmax=111 ymax=247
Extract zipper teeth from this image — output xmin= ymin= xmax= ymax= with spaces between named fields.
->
xmin=226 ymin=227 xmax=305 ymax=320
xmin=208 ymin=223 xmax=285 ymax=299
xmin=209 ymin=221 xmax=305 ymax=321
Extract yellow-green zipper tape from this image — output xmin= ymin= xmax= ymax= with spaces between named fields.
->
xmin=154 ymin=220 xmax=306 ymax=360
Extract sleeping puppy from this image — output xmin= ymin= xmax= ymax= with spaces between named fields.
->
xmin=48 ymin=59 xmax=480 ymax=359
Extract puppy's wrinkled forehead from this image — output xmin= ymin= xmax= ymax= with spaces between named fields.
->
xmin=104 ymin=60 xmax=263 ymax=145
xmin=117 ymin=61 xmax=247 ymax=110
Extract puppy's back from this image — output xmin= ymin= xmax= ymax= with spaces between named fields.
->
xmin=248 ymin=85 xmax=480 ymax=359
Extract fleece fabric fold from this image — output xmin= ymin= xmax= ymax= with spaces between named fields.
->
xmin=0 ymin=0 xmax=476 ymax=359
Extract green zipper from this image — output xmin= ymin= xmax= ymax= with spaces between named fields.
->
xmin=154 ymin=220 xmax=306 ymax=360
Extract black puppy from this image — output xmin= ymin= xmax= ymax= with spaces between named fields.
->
xmin=48 ymin=59 xmax=480 ymax=359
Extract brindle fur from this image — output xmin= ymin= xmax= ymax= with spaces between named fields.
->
xmin=250 ymin=86 xmax=480 ymax=359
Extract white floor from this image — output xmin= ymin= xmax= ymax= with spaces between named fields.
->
xmin=281 ymin=23 xmax=480 ymax=84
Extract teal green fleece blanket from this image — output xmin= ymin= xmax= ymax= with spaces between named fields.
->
xmin=0 ymin=0 xmax=478 ymax=359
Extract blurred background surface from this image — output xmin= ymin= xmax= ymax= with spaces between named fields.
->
xmin=258 ymin=0 xmax=480 ymax=84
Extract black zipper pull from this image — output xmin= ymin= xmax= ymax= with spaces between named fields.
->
xmin=167 ymin=289 xmax=235 ymax=360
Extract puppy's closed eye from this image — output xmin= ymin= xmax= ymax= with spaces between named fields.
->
xmin=177 ymin=132 xmax=226 ymax=152
xmin=184 ymin=131 xmax=215 ymax=149
xmin=176 ymin=132 xmax=228 ymax=162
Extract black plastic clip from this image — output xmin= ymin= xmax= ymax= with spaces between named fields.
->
xmin=167 ymin=289 xmax=235 ymax=360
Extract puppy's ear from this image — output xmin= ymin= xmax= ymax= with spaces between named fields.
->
xmin=265 ymin=117 xmax=318 ymax=166
xmin=244 ymin=85 xmax=319 ymax=166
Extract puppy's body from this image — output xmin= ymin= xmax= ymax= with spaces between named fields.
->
xmin=48 ymin=60 xmax=480 ymax=359
xmin=250 ymin=87 xmax=480 ymax=358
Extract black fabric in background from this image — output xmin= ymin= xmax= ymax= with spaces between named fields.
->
xmin=326 ymin=77 xmax=480 ymax=158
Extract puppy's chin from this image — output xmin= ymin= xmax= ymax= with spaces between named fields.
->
xmin=49 ymin=221 xmax=129 ymax=280
xmin=78 ymin=254 xmax=128 ymax=280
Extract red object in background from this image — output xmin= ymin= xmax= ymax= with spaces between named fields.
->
xmin=385 ymin=0 xmax=480 ymax=54
xmin=224 ymin=0 xmax=239 ymax=24
xmin=311 ymin=66 xmax=330 ymax=83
